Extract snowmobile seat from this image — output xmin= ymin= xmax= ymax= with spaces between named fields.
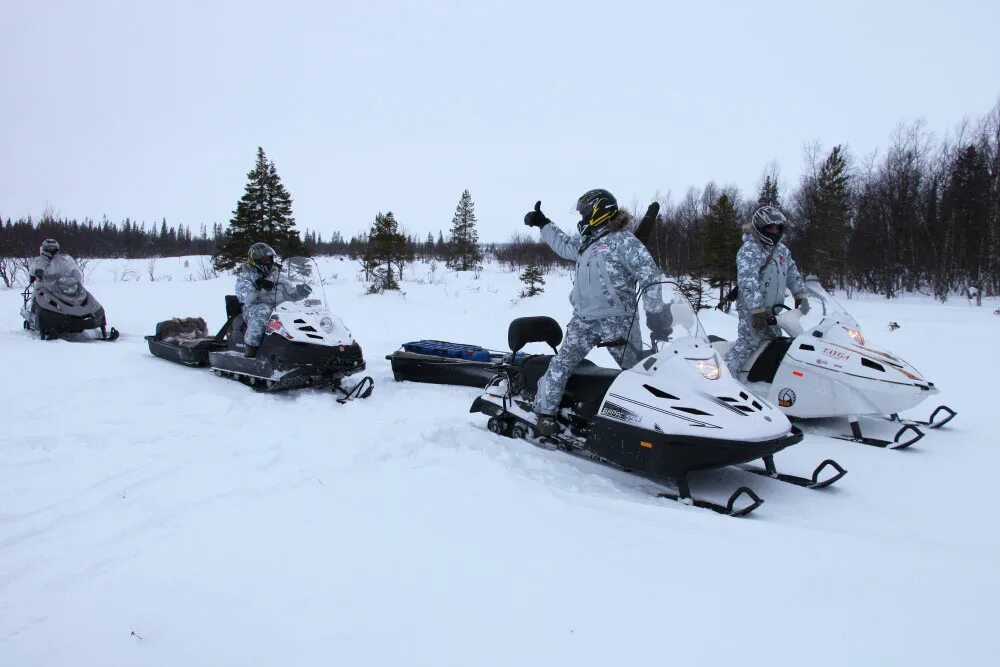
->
xmin=519 ymin=355 xmax=620 ymax=408
xmin=508 ymin=316 xmax=563 ymax=354
xmin=747 ymin=337 xmax=794 ymax=383
xmin=225 ymin=295 xmax=243 ymax=319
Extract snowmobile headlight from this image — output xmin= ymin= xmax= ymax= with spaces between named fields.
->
xmin=686 ymin=356 xmax=721 ymax=380
xmin=844 ymin=326 xmax=866 ymax=346
xmin=319 ymin=316 xmax=334 ymax=334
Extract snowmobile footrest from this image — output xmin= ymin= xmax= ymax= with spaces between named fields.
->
xmin=888 ymin=405 xmax=957 ymax=430
xmin=741 ymin=457 xmax=847 ymax=489
xmin=656 ymin=485 xmax=763 ymax=517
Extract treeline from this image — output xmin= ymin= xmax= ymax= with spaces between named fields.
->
xmin=648 ymin=101 xmax=1000 ymax=301
xmin=0 ymin=216 xmax=220 ymax=258
xmin=4 ymin=100 xmax=999 ymax=300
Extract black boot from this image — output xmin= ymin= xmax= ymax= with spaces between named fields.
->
xmin=536 ymin=414 xmax=561 ymax=436
xmin=244 ymin=344 xmax=259 ymax=358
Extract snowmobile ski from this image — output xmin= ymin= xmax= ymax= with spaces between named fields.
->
xmin=886 ymin=405 xmax=957 ymax=430
xmin=832 ymin=420 xmax=924 ymax=450
xmin=336 ymin=376 xmax=375 ymax=403
xmin=740 ymin=455 xmax=846 ymax=489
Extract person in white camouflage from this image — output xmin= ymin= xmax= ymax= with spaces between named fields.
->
xmin=235 ymin=242 xmax=310 ymax=358
xmin=28 ymin=239 xmax=60 ymax=292
xmin=523 ymin=190 xmax=671 ymax=435
xmin=724 ymin=206 xmax=809 ymax=376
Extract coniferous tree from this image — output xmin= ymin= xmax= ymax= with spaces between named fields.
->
xmin=446 ymin=189 xmax=483 ymax=271
xmin=698 ymin=193 xmax=742 ymax=303
xmin=801 ymin=145 xmax=851 ymax=285
xmin=519 ymin=260 xmax=545 ymax=297
xmin=757 ymin=176 xmax=781 ymax=208
xmin=363 ymin=211 xmax=408 ymax=292
xmin=940 ymin=144 xmax=992 ymax=303
xmin=213 ymin=147 xmax=306 ymax=270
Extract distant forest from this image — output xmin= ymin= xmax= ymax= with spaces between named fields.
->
xmin=2 ymin=100 xmax=998 ymax=300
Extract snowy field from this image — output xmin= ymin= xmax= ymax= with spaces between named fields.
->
xmin=1 ymin=256 xmax=997 ymax=666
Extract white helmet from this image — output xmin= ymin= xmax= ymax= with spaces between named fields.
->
xmin=750 ymin=206 xmax=786 ymax=247
xmin=40 ymin=238 xmax=60 ymax=257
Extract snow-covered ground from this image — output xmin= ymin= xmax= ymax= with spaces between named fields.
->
xmin=2 ymin=257 xmax=997 ymax=666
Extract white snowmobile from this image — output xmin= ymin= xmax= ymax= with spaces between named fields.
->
xmin=20 ymin=254 xmax=119 ymax=341
xmin=147 ymin=257 xmax=373 ymax=402
xmin=470 ymin=281 xmax=846 ymax=517
xmin=710 ymin=277 xmax=956 ymax=449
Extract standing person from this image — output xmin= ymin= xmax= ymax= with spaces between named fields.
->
xmin=523 ymin=189 xmax=671 ymax=435
xmin=724 ymin=206 xmax=809 ymax=376
xmin=28 ymin=239 xmax=60 ymax=289
xmin=235 ymin=242 xmax=310 ymax=358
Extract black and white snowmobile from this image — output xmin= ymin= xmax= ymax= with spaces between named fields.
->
xmin=147 ymin=257 xmax=373 ymax=402
xmin=470 ymin=282 xmax=846 ymax=517
xmin=20 ymin=254 xmax=119 ymax=341
xmin=710 ymin=276 xmax=956 ymax=449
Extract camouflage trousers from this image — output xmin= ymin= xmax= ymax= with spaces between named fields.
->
xmin=724 ymin=311 xmax=782 ymax=376
xmin=244 ymin=303 xmax=274 ymax=347
xmin=533 ymin=315 xmax=641 ymax=416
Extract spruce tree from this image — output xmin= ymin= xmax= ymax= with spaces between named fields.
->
xmin=940 ymin=144 xmax=991 ymax=303
xmin=519 ymin=261 xmax=545 ymax=297
xmin=363 ymin=211 xmax=408 ymax=292
xmin=213 ymin=147 xmax=306 ymax=271
xmin=757 ymin=176 xmax=781 ymax=208
xmin=698 ymin=194 xmax=742 ymax=303
xmin=804 ymin=145 xmax=851 ymax=285
xmin=446 ymin=189 xmax=483 ymax=271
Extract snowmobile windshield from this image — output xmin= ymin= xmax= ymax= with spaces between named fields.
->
xmin=803 ymin=277 xmax=855 ymax=322
xmin=275 ymin=256 xmax=329 ymax=309
xmin=630 ymin=280 xmax=710 ymax=354
xmin=41 ymin=254 xmax=84 ymax=285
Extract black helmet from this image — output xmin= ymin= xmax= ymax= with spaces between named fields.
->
xmin=576 ymin=189 xmax=619 ymax=235
xmin=750 ymin=206 xmax=786 ymax=247
xmin=248 ymin=242 xmax=277 ymax=274
xmin=40 ymin=238 xmax=60 ymax=258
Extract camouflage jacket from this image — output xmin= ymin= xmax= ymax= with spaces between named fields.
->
xmin=28 ymin=254 xmax=51 ymax=282
xmin=235 ymin=265 xmax=298 ymax=309
xmin=541 ymin=224 xmax=664 ymax=320
xmin=735 ymin=234 xmax=806 ymax=313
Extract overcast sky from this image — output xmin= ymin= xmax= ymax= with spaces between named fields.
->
xmin=2 ymin=0 xmax=998 ymax=242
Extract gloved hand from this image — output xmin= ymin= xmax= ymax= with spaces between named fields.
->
xmin=634 ymin=202 xmax=660 ymax=244
xmin=523 ymin=201 xmax=550 ymax=229
xmin=255 ymin=278 xmax=275 ymax=291
xmin=295 ymin=283 xmax=313 ymax=300
xmin=794 ymin=294 xmax=810 ymax=314
xmin=33 ymin=268 xmax=44 ymax=280
xmin=750 ymin=308 xmax=769 ymax=331
xmin=646 ymin=308 xmax=673 ymax=340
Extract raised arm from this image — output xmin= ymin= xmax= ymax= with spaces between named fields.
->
xmin=540 ymin=224 xmax=581 ymax=261
xmin=525 ymin=200 xmax=579 ymax=261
